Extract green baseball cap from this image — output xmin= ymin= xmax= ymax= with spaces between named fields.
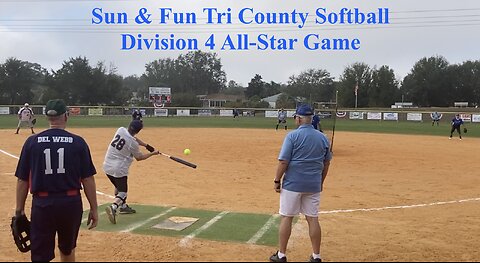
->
xmin=45 ymin=99 xmax=68 ymax=116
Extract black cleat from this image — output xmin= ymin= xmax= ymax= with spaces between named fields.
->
xmin=270 ymin=251 xmax=287 ymax=262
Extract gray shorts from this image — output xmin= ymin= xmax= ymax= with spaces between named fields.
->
xmin=17 ymin=119 xmax=33 ymax=128
xmin=279 ymin=189 xmax=320 ymax=217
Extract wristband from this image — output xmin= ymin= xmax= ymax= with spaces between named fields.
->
xmin=274 ymin=180 xmax=281 ymax=184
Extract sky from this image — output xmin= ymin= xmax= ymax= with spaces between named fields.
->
xmin=1 ymin=0 xmax=480 ymax=86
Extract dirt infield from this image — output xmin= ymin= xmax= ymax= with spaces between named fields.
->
xmin=1 ymin=128 xmax=479 ymax=262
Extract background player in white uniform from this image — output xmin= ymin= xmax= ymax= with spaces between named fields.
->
xmin=103 ymin=120 xmax=159 ymax=224
xmin=276 ymin=108 xmax=288 ymax=131
xmin=16 ymin=103 xmax=35 ymax=134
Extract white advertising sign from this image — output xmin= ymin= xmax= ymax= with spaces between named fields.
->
xmin=176 ymin=109 xmax=190 ymax=116
xmin=383 ymin=112 xmax=398 ymax=121
xmin=154 ymin=108 xmax=168 ymax=117
xmin=367 ymin=112 xmax=382 ymax=120
xmin=407 ymin=113 xmax=422 ymax=121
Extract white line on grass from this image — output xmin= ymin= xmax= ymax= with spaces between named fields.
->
xmin=320 ymin=197 xmax=480 ymax=214
xmin=121 ymin=207 xmax=177 ymax=233
xmin=247 ymin=214 xmax=280 ymax=244
xmin=179 ymin=211 xmax=229 ymax=247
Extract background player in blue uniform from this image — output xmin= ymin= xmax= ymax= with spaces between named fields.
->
xmin=233 ymin=108 xmax=239 ymax=119
xmin=132 ymin=109 xmax=143 ymax=121
xmin=431 ymin=111 xmax=441 ymax=126
xmin=449 ymin=114 xmax=464 ymax=140
xmin=311 ymin=111 xmax=323 ymax=132
xmin=14 ymin=99 xmax=98 ymax=262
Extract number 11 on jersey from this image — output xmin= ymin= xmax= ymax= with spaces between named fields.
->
xmin=43 ymin=148 xmax=65 ymax=175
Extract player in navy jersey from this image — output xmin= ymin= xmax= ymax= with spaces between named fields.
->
xmin=14 ymin=99 xmax=98 ymax=262
xmin=132 ymin=109 xmax=143 ymax=121
xmin=311 ymin=111 xmax=323 ymax=132
xmin=449 ymin=114 xmax=464 ymax=140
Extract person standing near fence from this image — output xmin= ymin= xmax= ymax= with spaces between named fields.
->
xmin=311 ymin=111 xmax=323 ymax=132
xmin=132 ymin=109 xmax=143 ymax=121
xmin=276 ymin=108 xmax=288 ymax=131
xmin=15 ymin=103 xmax=35 ymax=134
xmin=270 ymin=104 xmax=332 ymax=263
xmin=449 ymin=114 xmax=464 ymax=140
xmin=431 ymin=111 xmax=441 ymax=126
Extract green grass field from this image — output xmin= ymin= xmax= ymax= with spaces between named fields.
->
xmin=83 ymin=204 xmax=287 ymax=246
xmin=1 ymin=115 xmax=477 ymax=137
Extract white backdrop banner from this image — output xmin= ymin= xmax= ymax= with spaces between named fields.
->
xmin=367 ymin=112 xmax=382 ymax=120
xmin=154 ymin=108 xmax=168 ymax=117
xmin=198 ymin=109 xmax=212 ymax=116
xmin=383 ymin=112 xmax=398 ymax=121
xmin=265 ymin=111 xmax=278 ymax=118
xmin=472 ymin=114 xmax=480 ymax=123
xmin=349 ymin=112 xmax=364 ymax=120
xmin=407 ymin=113 xmax=422 ymax=121
xmin=460 ymin=114 xmax=472 ymax=122
xmin=176 ymin=109 xmax=190 ymax=116
xmin=0 ymin=107 xmax=9 ymax=115
xmin=220 ymin=110 xmax=233 ymax=117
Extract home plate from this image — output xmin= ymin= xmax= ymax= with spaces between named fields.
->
xmin=153 ymin=216 xmax=199 ymax=231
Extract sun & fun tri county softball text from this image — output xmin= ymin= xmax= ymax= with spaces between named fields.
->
xmin=91 ymin=7 xmax=390 ymax=51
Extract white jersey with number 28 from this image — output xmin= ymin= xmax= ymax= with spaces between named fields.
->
xmin=103 ymin=127 xmax=142 ymax=178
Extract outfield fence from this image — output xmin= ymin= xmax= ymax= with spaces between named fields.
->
xmin=1 ymin=105 xmax=480 ymax=123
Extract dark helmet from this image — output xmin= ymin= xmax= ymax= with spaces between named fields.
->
xmin=129 ymin=120 xmax=143 ymax=134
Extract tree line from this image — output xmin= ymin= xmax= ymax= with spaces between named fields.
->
xmin=1 ymin=51 xmax=479 ymax=108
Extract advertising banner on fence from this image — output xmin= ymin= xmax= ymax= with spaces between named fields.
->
xmin=460 ymin=114 xmax=472 ymax=122
xmin=88 ymin=108 xmax=103 ymax=116
xmin=407 ymin=113 xmax=422 ymax=121
xmin=0 ymin=107 xmax=9 ymax=115
xmin=176 ymin=109 xmax=190 ymax=116
xmin=383 ymin=112 xmax=399 ymax=121
xmin=472 ymin=114 xmax=480 ymax=123
xmin=220 ymin=109 xmax=233 ymax=117
xmin=198 ymin=109 xmax=212 ymax=116
xmin=265 ymin=111 xmax=278 ymax=118
xmin=154 ymin=108 xmax=168 ymax=117
xmin=349 ymin=112 xmax=364 ymax=120
xmin=367 ymin=112 xmax=382 ymax=120
xmin=319 ymin=111 xmax=332 ymax=119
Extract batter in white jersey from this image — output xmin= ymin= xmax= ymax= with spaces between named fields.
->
xmin=103 ymin=127 xmax=143 ymax=177
xmin=103 ymin=120 xmax=159 ymax=224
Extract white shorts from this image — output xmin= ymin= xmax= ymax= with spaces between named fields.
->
xmin=279 ymin=189 xmax=321 ymax=217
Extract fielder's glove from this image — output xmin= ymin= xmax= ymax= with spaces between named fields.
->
xmin=145 ymin=144 xmax=155 ymax=153
xmin=463 ymin=127 xmax=468 ymax=133
xmin=10 ymin=213 xmax=31 ymax=253
xmin=31 ymin=118 xmax=36 ymax=125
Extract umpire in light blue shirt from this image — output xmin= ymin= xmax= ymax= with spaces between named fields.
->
xmin=270 ymin=104 xmax=332 ymax=263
